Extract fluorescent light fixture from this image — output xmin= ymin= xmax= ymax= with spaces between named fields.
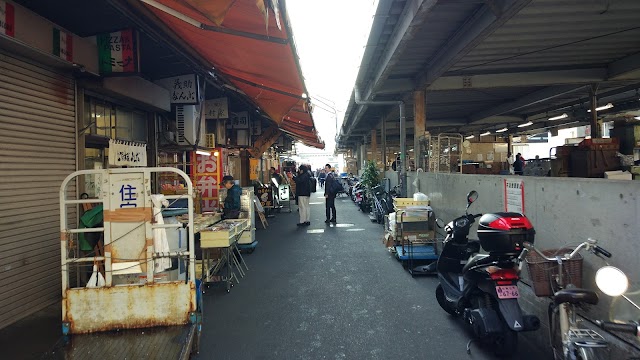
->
xmin=496 ymin=127 xmax=508 ymax=133
xmin=517 ymin=121 xmax=533 ymax=128
xmin=465 ymin=135 xmax=475 ymax=139
xmin=587 ymin=103 xmax=613 ymax=112
xmin=480 ymin=131 xmax=491 ymax=137
xmin=196 ymin=150 xmax=211 ymax=156
xmin=635 ymin=116 xmax=640 ymax=120
xmin=548 ymin=113 xmax=568 ymax=121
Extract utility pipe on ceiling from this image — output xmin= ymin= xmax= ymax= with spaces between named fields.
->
xmin=354 ymin=87 xmax=407 ymax=197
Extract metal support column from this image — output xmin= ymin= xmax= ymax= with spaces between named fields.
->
xmin=589 ymin=85 xmax=600 ymax=138
xmin=371 ymin=129 xmax=377 ymax=164
xmin=354 ymin=86 xmax=406 ymax=197
xmin=413 ymin=90 xmax=426 ymax=171
xmin=381 ymin=115 xmax=387 ymax=172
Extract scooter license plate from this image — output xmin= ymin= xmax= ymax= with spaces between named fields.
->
xmin=496 ymin=285 xmax=520 ymax=299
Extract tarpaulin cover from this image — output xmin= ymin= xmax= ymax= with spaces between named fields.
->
xmin=142 ymin=0 xmax=324 ymax=149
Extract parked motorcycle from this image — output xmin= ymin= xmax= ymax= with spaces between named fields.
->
xmin=435 ymin=190 xmax=540 ymax=356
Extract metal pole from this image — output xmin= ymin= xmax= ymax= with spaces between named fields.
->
xmin=381 ymin=115 xmax=387 ymax=172
xmin=589 ymin=85 xmax=600 ymax=138
xmin=399 ymin=103 xmax=407 ymax=197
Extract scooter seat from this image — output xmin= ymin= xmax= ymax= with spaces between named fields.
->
xmin=554 ymin=288 xmax=599 ymax=306
xmin=462 ymin=253 xmax=489 ymax=273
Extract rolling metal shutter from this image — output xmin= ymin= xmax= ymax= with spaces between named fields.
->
xmin=0 ymin=52 xmax=76 ymax=329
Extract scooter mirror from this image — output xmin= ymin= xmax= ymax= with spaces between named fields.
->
xmin=435 ymin=218 xmax=445 ymax=228
xmin=596 ymin=266 xmax=629 ymax=297
xmin=466 ymin=191 xmax=478 ymax=206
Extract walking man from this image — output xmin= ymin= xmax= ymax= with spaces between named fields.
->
xmin=324 ymin=164 xmax=337 ymax=224
xmin=294 ymin=165 xmax=311 ymax=226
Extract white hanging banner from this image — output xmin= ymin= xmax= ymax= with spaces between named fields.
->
xmin=108 ymin=139 xmax=147 ymax=167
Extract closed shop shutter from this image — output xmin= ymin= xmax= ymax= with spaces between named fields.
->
xmin=0 ymin=52 xmax=76 ymax=329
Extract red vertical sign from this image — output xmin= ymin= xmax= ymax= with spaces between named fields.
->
xmin=192 ymin=150 xmax=222 ymax=212
xmin=0 ymin=1 xmax=15 ymax=38
xmin=120 ymin=29 xmax=136 ymax=73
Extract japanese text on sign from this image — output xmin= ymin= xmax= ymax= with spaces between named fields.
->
xmin=227 ymin=111 xmax=249 ymax=129
xmin=504 ymin=179 xmax=525 ymax=214
xmin=204 ymin=97 xmax=228 ymax=119
xmin=119 ymin=184 xmax=137 ymax=208
xmin=192 ymin=152 xmax=222 ymax=212
xmin=155 ymin=74 xmax=199 ymax=104
xmin=257 ymin=187 xmax=273 ymax=208
xmin=108 ymin=140 xmax=147 ymax=167
xmin=97 ymin=29 xmax=138 ymax=74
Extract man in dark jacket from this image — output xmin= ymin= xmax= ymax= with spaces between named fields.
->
xmin=222 ymin=175 xmax=242 ymax=219
xmin=294 ymin=165 xmax=311 ymax=226
xmin=323 ymin=164 xmax=337 ymax=224
xmin=513 ymin=153 xmax=524 ymax=175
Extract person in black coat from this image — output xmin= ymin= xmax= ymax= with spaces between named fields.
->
xmin=513 ymin=153 xmax=524 ymax=175
xmin=323 ymin=164 xmax=337 ymax=223
xmin=294 ymin=165 xmax=311 ymax=226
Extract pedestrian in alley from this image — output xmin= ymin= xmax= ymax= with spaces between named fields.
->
xmin=222 ymin=175 xmax=242 ymax=219
xmin=324 ymin=163 xmax=337 ymax=223
xmin=513 ymin=153 xmax=524 ymax=175
xmin=294 ymin=165 xmax=311 ymax=226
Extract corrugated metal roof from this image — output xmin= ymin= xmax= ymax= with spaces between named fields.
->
xmin=337 ymin=0 xmax=640 ymax=149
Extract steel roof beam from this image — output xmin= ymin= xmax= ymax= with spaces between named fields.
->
xmin=469 ymin=84 xmax=584 ymax=123
xmin=429 ymin=68 xmax=607 ymax=90
xmin=608 ymin=52 xmax=640 ymax=80
xmin=362 ymin=0 xmax=438 ymax=100
xmin=416 ymin=0 xmax=532 ymax=89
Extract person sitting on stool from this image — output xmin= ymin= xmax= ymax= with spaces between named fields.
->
xmin=222 ymin=175 xmax=241 ymax=219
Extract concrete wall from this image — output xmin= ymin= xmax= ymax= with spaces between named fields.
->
xmin=386 ymin=170 xmax=640 ymax=357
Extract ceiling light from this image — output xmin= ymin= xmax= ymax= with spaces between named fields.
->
xmin=635 ymin=116 xmax=640 ymax=121
xmin=496 ymin=127 xmax=508 ymax=133
xmin=196 ymin=150 xmax=211 ymax=156
xmin=548 ymin=113 xmax=568 ymax=121
xmin=587 ymin=103 xmax=613 ymax=112
xmin=465 ymin=135 xmax=475 ymax=140
xmin=480 ymin=131 xmax=491 ymax=137
xmin=517 ymin=121 xmax=533 ymax=128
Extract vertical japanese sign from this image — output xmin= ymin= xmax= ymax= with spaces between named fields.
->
xmin=97 ymin=29 xmax=139 ymax=75
xmin=204 ymin=97 xmax=228 ymax=119
xmin=504 ymin=179 xmax=525 ymax=214
xmin=155 ymin=74 xmax=199 ymax=104
xmin=53 ymin=28 xmax=73 ymax=61
xmin=192 ymin=150 xmax=222 ymax=211
xmin=0 ymin=1 xmax=15 ymax=37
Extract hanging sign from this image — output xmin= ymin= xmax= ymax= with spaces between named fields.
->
xmin=192 ymin=151 xmax=222 ymax=211
xmin=108 ymin=139 xmax=147 ymax=167
xmin=504 ymin=179 xmax=525 ymax=214
xmin=227 ymin=111 xmax=249 ymax=129
xmin=0 ymin=1 xmax=15 ymax=37
xmin=53 ymin=28 xmax=73 ymax=61
xmin=155 ymin=74 xmax=200 ymax=104
xmin=97 ymin=29 xmax=139 ymax=74
xmin=204 ymin=97 xmax=228 ymax=119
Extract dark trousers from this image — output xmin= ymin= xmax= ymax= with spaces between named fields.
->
xmin=325 ymin=195 xmax=336 ymax=220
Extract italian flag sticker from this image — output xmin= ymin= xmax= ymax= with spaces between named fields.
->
xmin=0 ymin=1 xmax=15 ymax=37
xmin=97 ymin=29 xmax=138 ymax=75
xmin=53 ymin=28 xmax=73 ymax=61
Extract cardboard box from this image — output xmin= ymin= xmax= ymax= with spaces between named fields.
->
xmin=604 ymin=170 xmax=632 ymax=180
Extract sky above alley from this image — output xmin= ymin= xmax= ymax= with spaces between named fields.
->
xmin=287 ymin=0 xmax=378 ymax=152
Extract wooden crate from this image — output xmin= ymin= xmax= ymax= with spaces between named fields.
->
xmin=200 ymin=224 xmax=239 ymax=248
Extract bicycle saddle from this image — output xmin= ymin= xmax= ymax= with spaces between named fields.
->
xmin=554 ymin=288 xmax=599 ymax=306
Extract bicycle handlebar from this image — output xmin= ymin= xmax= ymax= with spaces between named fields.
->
xmin=596 ymin=320 xmax=639 ymax=337
xmin=522 ymin=238 xmax=611 ymax=262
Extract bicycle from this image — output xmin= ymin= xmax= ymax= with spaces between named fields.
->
xmin=522 ymin=239 xmax=613 ymax=360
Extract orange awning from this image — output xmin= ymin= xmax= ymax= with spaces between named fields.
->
xmin=140 ymin=0 xmax=324 ymax=149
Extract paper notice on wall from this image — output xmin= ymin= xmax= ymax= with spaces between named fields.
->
xmin=504 ymin=179 xmax=525 ymax=214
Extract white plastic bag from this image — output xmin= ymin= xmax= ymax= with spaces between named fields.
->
xmin=86 ymin=264 xmax=105 ymax=288
xmin=413 ymin=192 xmax=429 ymax=201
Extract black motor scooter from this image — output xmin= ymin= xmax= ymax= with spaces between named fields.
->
xmin=435 ymin=191 xmax=540 ymax=356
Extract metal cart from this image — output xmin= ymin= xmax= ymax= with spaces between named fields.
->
xmin=58 ymin=167 xmax=202 ymax=357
